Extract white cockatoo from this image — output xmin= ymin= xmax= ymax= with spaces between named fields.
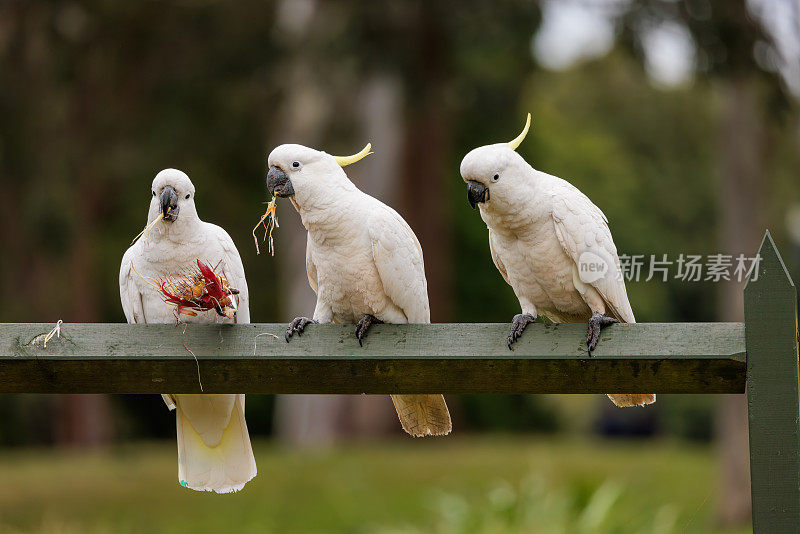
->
xmin=266 ymin=143 xmax=452 ymax=437
xmin=460 ymin=115 xmax=655 ymax=408
xmin=119 ymin=168 xmax=257 ymax=492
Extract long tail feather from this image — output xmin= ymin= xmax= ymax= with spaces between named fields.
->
xmin=391 ymin=394 xmax=452 ymax=437
xmin=607 ymin=394 xmax=656 ymax=407
xmin=174 ymin=394 xmax=257 ymax=493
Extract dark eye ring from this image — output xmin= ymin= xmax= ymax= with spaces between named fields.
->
xmin=185 ymin=193 xmax=190 ymax=199
xmin=493 ymin=174 xmax=500 ymax=181
xmin=292 ymin=161 xmax=300 ymax=168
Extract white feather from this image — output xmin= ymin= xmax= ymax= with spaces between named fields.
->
xmin=460 ymin=146 xmax=654 ymax=407
xmin=268 ymin=144 xmax=451 ymax=436
xmin=119 ymin=169 xmax=257 ymax=492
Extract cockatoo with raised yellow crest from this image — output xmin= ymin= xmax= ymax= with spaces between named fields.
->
xmin=119 ymin=168 xmax=257 ymax=492
xmin=266 ymin=143 xmax=452 ymax=436
xmin=460 ymin=115 xmax=655 ymax=408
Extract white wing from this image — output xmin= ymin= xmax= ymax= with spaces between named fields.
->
xmin=488 ymin=229 xmax=510 ymax=285
xmin=204 ymin=222 xmax=250 ymax=324
xmin=369 ymin=205 xmax=430 ymax=323
xmin=306 ymin=236 xmax=318 ymax=294
xmin=119 ymin=245 xmax=146 ymax=324
xmin=550 ymin=180 xmax=635 ymax=323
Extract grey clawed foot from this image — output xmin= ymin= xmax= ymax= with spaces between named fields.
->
xmin=507 ymin=313 xmax=537 ymax=350
xmin=355 ymin=314 xmax=383 ymax=346
xmin=586 ymin=311 xmax=618 ymax=355
xmin=285 ymin=316 xmax=318 ymax=342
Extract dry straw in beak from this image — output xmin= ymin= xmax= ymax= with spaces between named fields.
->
xmin=252 ymin=197 xmax=279 ymax=256
xmin=130 ymin=213 xmax=164 ymax=246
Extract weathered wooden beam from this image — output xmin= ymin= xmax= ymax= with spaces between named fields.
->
xmin=745 ymin=231 xmax=800 ymax=533
xmin=0 ymin=322 xmax=744 ymax=394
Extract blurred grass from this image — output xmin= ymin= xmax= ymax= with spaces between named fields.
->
xmin=0 ymin=437 xmax=750 ymax=534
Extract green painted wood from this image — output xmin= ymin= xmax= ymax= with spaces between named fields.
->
xmin=745 ymin=231 xmax=800 ymax=533
xmin=0 ymin=322 xmax=744 ymax=394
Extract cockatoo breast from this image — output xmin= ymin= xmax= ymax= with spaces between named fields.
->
xmin=485 ymin=196 xmax=592 ymax=321
xmin=305 ymin=195 xmax=407 ymax=324
xmin=311 ymin=237 xmax=387 ymax=323
xmin=130 ymin=221 xmax=236 ymax=324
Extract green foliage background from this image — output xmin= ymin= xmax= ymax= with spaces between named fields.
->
xmin=0 ymin=0 xmax=798 ymax=446
xmin=2 ymin=1 xmax=799 ymax=531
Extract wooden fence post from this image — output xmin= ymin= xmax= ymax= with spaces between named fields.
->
xmin=745 ymin=231 xmax=800 ymax=532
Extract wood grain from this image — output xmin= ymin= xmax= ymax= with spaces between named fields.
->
xmin=0 ymin=322 xmax=745 ymax=394
xmin=745 ymin=231 xmax=800 ymax=533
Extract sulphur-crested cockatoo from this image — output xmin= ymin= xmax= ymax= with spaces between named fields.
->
xmin=119 ymin=168 xmax=257 ymax=491
xmin=266 ymin=143 xmax=452 ymax=436
xmin=460 ymin=115 xmax=655 ymax=408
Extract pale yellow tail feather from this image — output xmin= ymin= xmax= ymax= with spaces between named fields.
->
xmin=175 ymin=394 xmax=257 ymax=493
xmin=607 ymin=394 xmax=657 ymax=407
xmin=391 ymin=394 xmax=452 ymax=437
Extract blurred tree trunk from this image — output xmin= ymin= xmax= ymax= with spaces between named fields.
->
xmin=270 ymin=55 xmax=346 ymax=448
xmin=0 ymin=1 xmax=113 ymax=448
xmin=398 ymin=2 xmax=453 ymax=322
xmin=345 ymin=73 xmax=408 ymax=437
xmin=273 ymin=70 xmax=407 ymax=443
xmin=52 ymin=37 xmax=116 ymax=449
xmin=271 ymin=1 xmax=454 ymax=442
xmin=271 ymin=0 xmax=357 ymax=446
xmin=55 ymin=395 xmax=113 ymax=446
xmin=56 ymin=63 xmax=117 ymax=445
xmin=714 ymin=76 xmax=767 ymax=527
xmin=54 ymin=207 xmax=113 ymax=448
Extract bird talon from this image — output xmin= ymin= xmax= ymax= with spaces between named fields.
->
xmin=506 ymin=313 xmax=536 ymax=349
xmin=586 ymin=312 xmax=616 ymax=355
xmin=354 ymin=314 xmax=382 ymax=346
xmin=286 ymin=317 xmax=317 ymax=342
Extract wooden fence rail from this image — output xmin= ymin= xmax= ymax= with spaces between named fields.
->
xmin=0 ymin=231 xmax=797 ymax=533
xmin=0 ymin=322 xmax=745 ymax=394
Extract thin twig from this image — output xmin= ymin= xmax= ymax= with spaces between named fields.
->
xmin=254 ymin=332 xmax=280 ymax=355
xmin=183 ymin=344 xmax=203 ymax=392
xmin=43 ymin=320 xmax=63 ymax=348
xmin=130 ymin=213 xmax=164 ymax=246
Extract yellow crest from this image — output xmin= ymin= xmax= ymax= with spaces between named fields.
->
xmin=333 ymin=143 xmax=373 ymax=167
xmin=507 ymin=113 xmax=531 ymax=151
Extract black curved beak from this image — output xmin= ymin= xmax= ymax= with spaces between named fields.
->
xmin=267 ymin=166 xmax=295 ymax=197
xmin=160 ymin=185 xmax=179 ymax=221
xmin=467 ymin=180 xmax=489 ymax=209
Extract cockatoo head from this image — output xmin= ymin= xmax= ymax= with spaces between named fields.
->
xmin=266 ymin=143 xmax=372 ymax=209
xmin=459 ymin=113 xmax=532 ymax=213
xmin=148 ymin=168 xmax=198 ymax=224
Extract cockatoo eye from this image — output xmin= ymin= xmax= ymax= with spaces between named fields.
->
xmin=493 ymin=174 xmax=500 ymax=181
xmin=185 ymin=193 xmax=190 ymax=199
xmin=292 ymin=161 xmax=301 ymax=169
xmin=152 ymin=191 xmax=156 ymax=196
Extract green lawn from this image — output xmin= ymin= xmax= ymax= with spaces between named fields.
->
xmin=0 ymin=437 xmax=750 ymax=534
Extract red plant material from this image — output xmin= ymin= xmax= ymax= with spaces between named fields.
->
xmin=159 ymin=259 xmax=236 ymax=317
